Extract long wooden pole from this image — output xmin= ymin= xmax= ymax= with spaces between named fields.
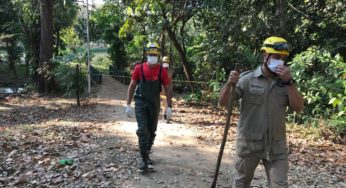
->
xmin=211 ymin=84 xmax=235 ymax=188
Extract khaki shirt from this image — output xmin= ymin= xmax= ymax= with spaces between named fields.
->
xmin=161 ymin=68 xmax=173 ymax=95
xmin=234 ymin=66 xmax=289 ymax=160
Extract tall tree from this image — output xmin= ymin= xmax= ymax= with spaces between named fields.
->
xmin=38 ymin=0 xmax=54 ymax=92
xmin=161 ymin=0 xmax=196 ymax=81
xmin=13 ymin=0 xmax=41 ymax=78
xmin=0 ymin=0 xmax=21 ymax=76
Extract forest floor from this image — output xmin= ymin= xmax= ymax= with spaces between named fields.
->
xmin=0 ymin=75 xmax=345 ymax=187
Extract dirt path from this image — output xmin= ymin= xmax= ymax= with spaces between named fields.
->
xmin=93 ymin=75 xmax=346 ymax=188
xmin=94 ymin=75 xmax=234 ymax=188
xmin=1 ymin=75 xmax=344 ymax=187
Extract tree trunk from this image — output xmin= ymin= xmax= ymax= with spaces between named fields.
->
xmin=141 ymin=25 xmax=146 ymax=63
xmin=276 ymin=0 xmax=288 ymax=38
xmin=160 ymin=6 xmax=167 ymax=57
xmin=39 ymin=0 xmax=54 ymax=92
xmin=164 ymin=23 xmax=193 ymax=81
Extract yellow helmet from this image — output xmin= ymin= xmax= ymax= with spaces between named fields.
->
xmin=261 ymin=36 xmax=291 ymax=56
xmin=162 ymin=56 xmax=170 ymax=63
xmin=146 ymin=42 xmax=160 ymax=55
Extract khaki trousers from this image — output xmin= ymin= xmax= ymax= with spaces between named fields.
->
xmin=234 ymin=155 xmax=288 ymax=188
xmin=160 ymin=94 xmax=168 ymax=116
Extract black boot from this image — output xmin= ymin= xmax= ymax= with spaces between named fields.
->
xmin=138 ymin=158 xmax=148 ymax=171
xmin=138 ymin=151 xmax=149 ymax=170
xmin=148 ymin=156 xmax=154 ymax=165
xmin=138 ymin=160 xmax=148 ymax=170
xmin=147 ymin=145 xmax=154 ymax=165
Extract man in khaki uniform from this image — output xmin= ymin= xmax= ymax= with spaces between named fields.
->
xmin=219 ymin=36 xmax=304 ymax=187
xmin=160 ymin=56 xmax=173 ymax=122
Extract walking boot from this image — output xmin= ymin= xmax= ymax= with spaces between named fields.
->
xmin=138 ymin=158 xmax=148 ymax=171
xmin=148 ymin=156 xmax=154 ymax=165
xmin=138 ymin=151 xmax=149 ymax=171
xmin=147 ymin=146 xmax=154 ymax=165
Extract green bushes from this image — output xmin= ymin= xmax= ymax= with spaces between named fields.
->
xmin=290 ymin=46 xmax=346 ymax=135
xmin=53 ymin=62 xmax=87 ymax=97
xmin=92 ymin=54 xmax=112 ymax=74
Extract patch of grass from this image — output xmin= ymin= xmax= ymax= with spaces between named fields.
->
xmin=91 ymin=53 xmax=111 ymax=74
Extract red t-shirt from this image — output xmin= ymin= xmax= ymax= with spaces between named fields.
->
xmin=131 ymin=62 xmax=171 ymax=86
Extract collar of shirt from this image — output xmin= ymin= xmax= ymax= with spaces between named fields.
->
xmin=253 ymin=66 xmax=264 ymax=78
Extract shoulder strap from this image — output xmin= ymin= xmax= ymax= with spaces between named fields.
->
xmin=158 ymin=65 xmax=163 ymax=91
xmin=141 ymin=63 xmax=146 ymax=82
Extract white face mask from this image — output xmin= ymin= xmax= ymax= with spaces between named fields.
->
xmin=147 ymin=55 xmax=158 ymax=65
xmin=163 ymin=63 xmax=169 ymax=68
xmin=268 ymin=59 xmax=284 ymax=72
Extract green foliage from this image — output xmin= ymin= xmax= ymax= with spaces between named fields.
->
xmin=0 ymin=0 xmax=22 ymax=72
xmin=60 ymin=26 xmax=81 ymax=52
xmin=183 ymin=91 xmax=202 ymax=102
xmin=11 ymin=0 xmax=40 ymax=76
xmin=54 ymin=47 xmax=87 ymax=64
xmin=92 ymin=53 xmax=111 ymax=74
xmin=54 ymin=0 xmax=79 ymax=55
xmin=90 ymin=2 xmax=127 ymax=69
xmin=0 ymin=64 xmax=27 ymax=83
xmin=125 ymin=34 xmax=146 ymax=63
xmin=54 ymin=62 xmax=87 ymax=97
xmin=53 ymin=47 xmax=88 ymax=97
xmin=290 ymin=46 xmax=345 ymax=132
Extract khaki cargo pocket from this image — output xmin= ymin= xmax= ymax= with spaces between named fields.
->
xmin=249 ymin=87 xmax=264 ymax=104
xmin=276 ymin=89 xmax=288 ymax=106
xmin=236 ymin=134 xmax=264 ymax=157
xmin=234 ymin=156 xmax=245 ymax=172
xmin=272 ymin=138 xmax=288 ymax=155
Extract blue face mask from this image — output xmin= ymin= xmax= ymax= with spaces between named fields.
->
xmin=268 ymin=59 xmax=284 ymax=72
xmin=147 ymin=55 xmax=158 ymax=65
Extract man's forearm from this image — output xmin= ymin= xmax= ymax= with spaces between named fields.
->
xmin=219 ymin=82 xmax=233 ymax=107
xmin=127 ymin=81 xmax=136 ymax=105
xmin=127 ymin=89 xmax=134 ymax=105
xmin=287 ymin=84 xmax=304 ymax=113
xmin=164 ymin=85 xmax=172 ymax=107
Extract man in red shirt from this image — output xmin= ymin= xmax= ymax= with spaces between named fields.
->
xmin=126 ymin=42 xmax=172 ymax=171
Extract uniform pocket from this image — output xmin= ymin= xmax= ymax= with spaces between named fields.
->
xmin=236 ymin=134 xmax=264 ymax=157
xmin=249 ymin=87 xmax=264 ymax=104
xmin=272 ymin=138 xmax=288 ymax=155
xmin=276 ymin=89 xmax=288 ymax=106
